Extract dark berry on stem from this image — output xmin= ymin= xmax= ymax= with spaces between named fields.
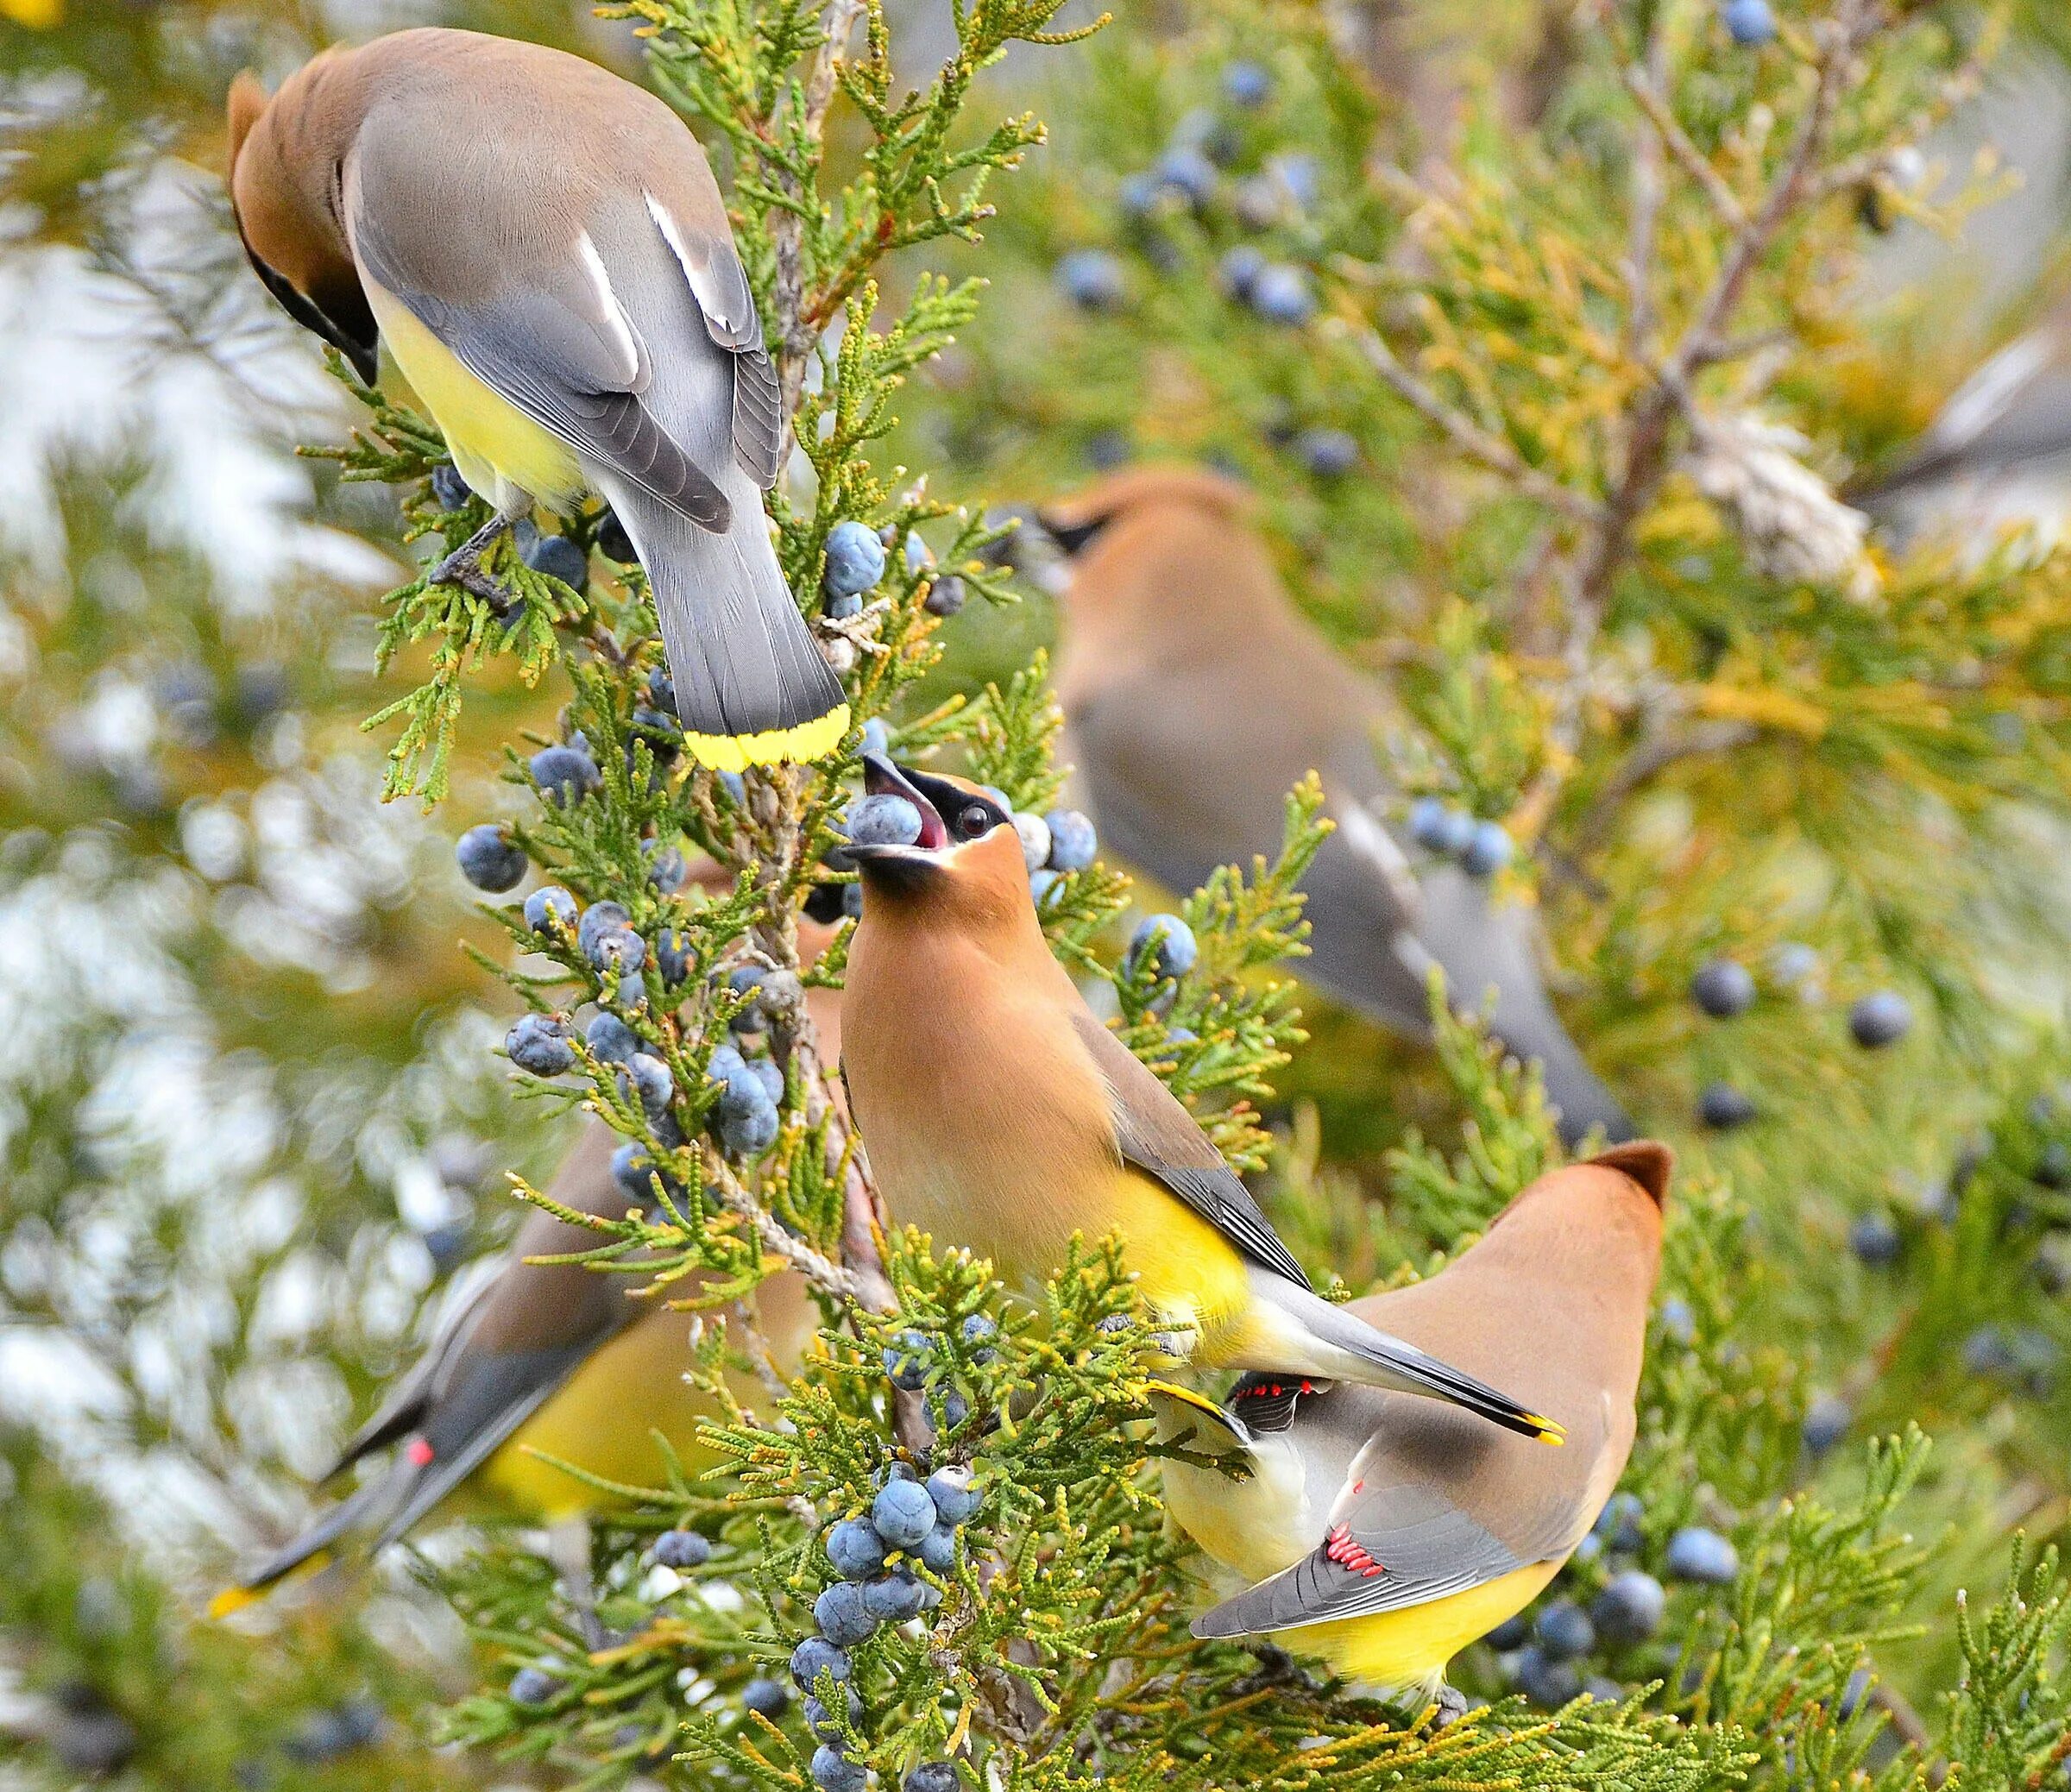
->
xmin=872 ymin=1476 xmax=938 ymax=1550
xmin=1850 ymin=990 xmax=1912 ymax=1048
xmin=1665 ymin=1526 xmax=1738 ymax=1584
xmin=507 ymin=1014 xmax=575 ymax=1076
xmin=524 ymin=885 xmax=576 ymax=933
xmin=531 ymin=745 xmax=601 ymax=808
xmin=456 ymin=823 xmax=527 ymax=892
xmin=598 ymin=509 xmax=638 ymax=563
xmin=508 ymin=1667 xmax=558 ymax=1707
xmin=1691 ymin=959 xmax=1756 ymax=1018
xmin=523 ymin=531 xmax=589 ymax=593
xmin=1590 ymin=1570 xmax=1665 ymax=1644
xmin=1699 ymin=1083 xmax=1757 ymax=1129
xmin=654 ymin=1529 xmax=710 ymax=1570
xmin=741 ymin=1677 xmax=790 ymax=1720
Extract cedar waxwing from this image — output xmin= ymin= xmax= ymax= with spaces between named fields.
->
xmin=216 ymin=881 xmax=848 ymax=1613
xmin=1031 ymin=467 xmax=1633 ymax=1150
xmin=225 ymin=28 xmax=847 ymax=771
xmin=1152 ymin=1141 xmax=1671 ymax=1703
xmin=840 ymin=755 xmax=1562 ymax=1443
xmin=1854 ymin=292 xmax=2071 ymax=555
xmin=215 ymin=1135 xmax=815 ymax=1613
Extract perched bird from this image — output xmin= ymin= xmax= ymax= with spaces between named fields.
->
xmin=215 ymin=1122 xmax=817 ymax=1615
xmin=226 ymin=28 xmax=846 ymax=770
xmin=840 ymin=754 xmax=1561 ymax=1443
xmin=1032 ymin=466 xmax=1631 ymax=1148
xmin=1153 ymin=1141 xmax=1670 ymax=1705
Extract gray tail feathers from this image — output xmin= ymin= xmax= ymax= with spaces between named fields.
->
xmin=1264 ymin=1277 xmax=1561 ymax=1443
xmin=230 ymin=1471 xmax=404 ymax=1600
xmin=1508 ymin=1015 xmax=1634 ymax=1151
xmin=602 ymin=476 xmax=845 ymax=751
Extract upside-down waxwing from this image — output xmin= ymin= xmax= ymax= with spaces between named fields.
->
xmin=213 ymin=1126 xmax=818 ymax=1615
xmin=226 ymin=28 xmax=847 ymax=771
xmin=840 ymin=755 xmax=1562 ymax=1443
xmin=1031 ymin=466 xmax=1632 ymax=1149
xmin=1152 ymin=1141 xmax=1670 ymax=1702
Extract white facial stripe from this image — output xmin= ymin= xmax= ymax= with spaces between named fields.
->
xmin=644 ymin=190 xmax=734 ymax=333
xmin=574 ymin=228 xmax=642 ymax=380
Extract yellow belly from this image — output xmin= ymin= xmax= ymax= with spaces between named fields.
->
xmin=363 ymin=280 xmax=584 ymax=512
xmin=900 ymin=1157 xmax=1254 ymax=1345
xmin=1287 ymin=1558 xmax=1564 ymax=1691
xmin=474 ymin=1274 xmax=818 ymax=1520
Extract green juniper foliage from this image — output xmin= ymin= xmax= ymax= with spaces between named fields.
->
xmin=3 ymin=0 xmax=2071 ymax=1788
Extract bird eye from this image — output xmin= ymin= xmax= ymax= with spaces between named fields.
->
xmin=958 ymin=804 xmax=991 ymax=839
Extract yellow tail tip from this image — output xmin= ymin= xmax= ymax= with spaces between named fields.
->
xmin=205 ymin=1547 xmax=334 ymax=1618
xmin=1533 ymin=1416 xmax=1566 ymax=1446
xmin=683 ymin=704 xmax=850 ymax=772
xmin=207 ymin=1584 xmax=262 ymax=1619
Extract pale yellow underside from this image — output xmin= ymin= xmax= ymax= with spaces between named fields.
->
xmin=1282 ymin=1557 xmax=1564 ymax=1690
xmin=992 ymin=1161 xmax=1256 ymax=1349
xmin=364 ymin=285 xmax=841 ymax=770
xmin=364 ymin=279 xmax=584 ymax=510
xmin=471 ymin=1305 xmax=729 ymax=1519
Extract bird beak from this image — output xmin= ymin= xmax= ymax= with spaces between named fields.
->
xmin=1033 ymin=506 xmax=1111 ymax=558
xmin=850 ymin=753 xmax=951 ymax=865
xmin=974 ymin=506 xmax=1075 ymax=594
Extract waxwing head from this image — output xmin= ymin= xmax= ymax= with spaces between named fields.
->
xmin=226 ymin=57 xmax=380 ymax=382
xmin=1484 ymin=1142 xmax=1672 ymax=1287
xmin=1035 ymin=464 xmax=1256 ymax=585
xmin=847 ymin=755 xmax=1032 ymax=925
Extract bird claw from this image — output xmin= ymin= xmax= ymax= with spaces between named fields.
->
xmin=1428 ymin=1682 xmax=1469 ymax=1727
xmin=429 ymin=518 xmax=519 ymax=611
xmin=1144 ymin=1329 xmax=1196 ymax=1365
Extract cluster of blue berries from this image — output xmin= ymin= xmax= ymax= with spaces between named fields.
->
xmin=818 ymin=521 xmax=967 ymax=625
xmin=822 ymin=520 xmax=886 ymax=622
xmin=1055 ymin=59 xmax=1322 ymax=332
xmin=430 ymin=469 xmax=594 ymax=596
xmin=1688 ymin=946 xmax=1913 ymax=1132
xmin=881 ymin=1313 xmax=998 ymax=1436
xmin=1489 ymin=1493 xmax=1735 ymax=1707
xmin=501 ymin=887 xmax=791 ymax=1163
xmin=788 ymin=1462 xmax=981 ymax=1792
xmin=1406 ymin=796 xmax=1514 ymax=879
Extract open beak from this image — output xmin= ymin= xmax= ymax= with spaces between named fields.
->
xmin=851 ymin=753 xmax=951 ymax=861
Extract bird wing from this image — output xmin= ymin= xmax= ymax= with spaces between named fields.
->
xmin=320 ymin=1264 xmax=501 ymax=1480
xmin=1191 ymin=1389 xmax=1587 ymax=1637
xmin=338 ymin=1129 xmax=646 ymax=1511
xmin=343 ymin=88 xmax=775 ymax=524
xmin=1069 ymin=1009 xmax=1312 ymax=1290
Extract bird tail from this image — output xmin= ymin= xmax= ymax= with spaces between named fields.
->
xmin=206 ymin=1470 xmax=403 ymax=1619
xmin=1511 ymin=1018 xmax=1634 ymax=1152
xmin=1241 ymin=1268 xmax=1564 ymax=1444
xmin=601 ymin=475 xmax=848 ymax=772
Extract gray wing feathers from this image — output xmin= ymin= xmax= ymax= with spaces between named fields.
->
xmin=1071 ymin=1009 xmax=1312 ymax=1290
xmin=1193 ymin=1499 xmax=1522 ymax=1638
xmin=1117 ymin=1139 xmax=1312 ymax=1292
xmin=732 ymin=346 xmax=784 ymax=489
xmin=236 ymin=1340 xmax=596 ymax=1594
xmin=369 ymin=1344 xmax=594 ymax=1550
